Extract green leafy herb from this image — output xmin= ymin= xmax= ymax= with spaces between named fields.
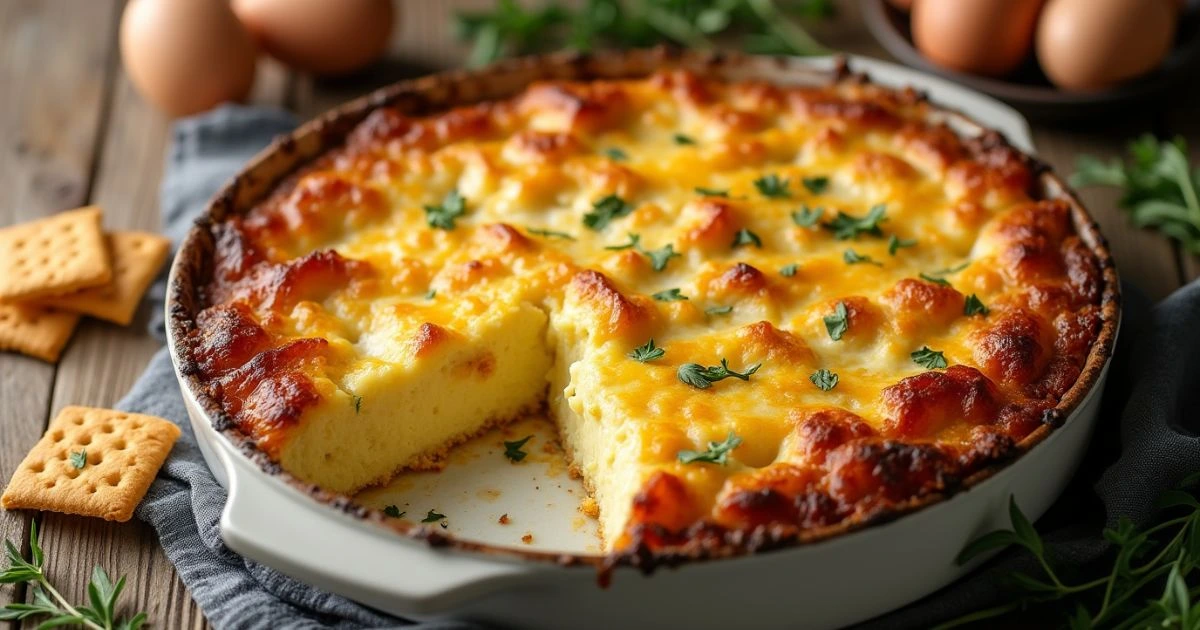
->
xmin=455 ymin=1 xmax=832 ymax=69
xmin=809 ymin=368 xmax=838 ymax=391
xmin=583 ymin=194 xmax=633 ymax=231
xmin=695 ymin=187 xmax=729 ymax=197
xmin=652 ymin=288 xmax=688 ymax=301
xmin=888 ymin=234 xmax=917 ymax=255
xmin=628 ymin=339 xmax=666 ymax=362
xmin=843 ymin=248 xmax=881 ymax=266
xmin=69 ymin=450 xmax=86 ymax=470
xmin=754 ymin=174 xmax=791 ymax=198
xmin=425 ymin=289 xmax=437 ymax=299
xmin=780 ymin=263 xmax=798 ymax=277
xmin=911 ymin=346 xmax=948 ymax=369
xmin=919 ymin=273 xmax=950 ymax=286
xmin=526 ymin=227 xmax=575 ymax=240
xmin=0 ymin=521 xmax=148 ymax=629
xmin=964 ymin=294 xmax=990 ymax=317
xmin=919 ymin=262 xmax=969 ymax=286
xmin=503 ymin=435 xmax=534 ymax=462
xmin=677 ymin=431 xmax=743 ymax=466
xmin=673 ymin=133 xmax=696 ymax=145
xmin=791 ymin=205 xmax=825 ymax=227
xmin=731 ymin=228 xmax=763 ymax=249
xmin=823 ymin=301 xmax=849 ymax=341
xmin=705 ymin=305 xmax=733 ymax=316
xmin=801 ymin=176 xmax=829 ymax=195
xmin=421 ymin=510 xmax=447 ymax=523
xmin=824 ymin=204 xmax=887 ymax=240
xmin=603 ymin=147 xmax=628 ymax=161
xmin=423 ymin=189 xmax=467 ymax=230
xmin=605 ymin=232 xmax=641 ymax=250
xmin=644 ymin=244 xmax=680 ymax=272
xmin=677 ymin=359 xmax=760 ymax=390
xmin=1071 ymin=134 xmax=1200 ymax=253
xmin=383 ymin=505 xmax=405 ymax=518
xmin=352 ymin=395 xmax=363 ymax=414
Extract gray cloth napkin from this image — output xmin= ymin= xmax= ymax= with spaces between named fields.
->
xmin=122 ymin=104 xmax=1199 ymax=629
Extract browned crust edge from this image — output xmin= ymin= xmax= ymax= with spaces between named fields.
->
xmin=166 ymin=47 xmax=1120 ymax=574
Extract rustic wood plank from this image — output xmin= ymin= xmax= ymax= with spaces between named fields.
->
xmin=0 ymin=0 xmax=120 ymax=615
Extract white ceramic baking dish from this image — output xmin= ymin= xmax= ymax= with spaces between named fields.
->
xmin=165 ymin=51 xmax=1119 ymax=630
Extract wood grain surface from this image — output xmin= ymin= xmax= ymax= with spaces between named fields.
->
xmin=1 ymin=1 xmax=1196 ymax=628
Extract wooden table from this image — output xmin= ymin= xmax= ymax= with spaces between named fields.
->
xmin=2 ymin=1 xmax=1197 ymax=627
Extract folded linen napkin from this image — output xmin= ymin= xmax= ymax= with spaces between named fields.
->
xmin=122 ymin=104 xmax=1200 ymax=629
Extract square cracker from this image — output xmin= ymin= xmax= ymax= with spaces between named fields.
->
xmin=1 ymin=406 xmax=181 ymax=522
xmin=0 ymin=303 xmax=81 ymax=362
xmin=0 ymin=206 xmax=112 ymax=301
xmin=38 ymin=231 xmax=171 ymax=325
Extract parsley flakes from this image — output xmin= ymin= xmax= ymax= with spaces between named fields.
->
xmin=526 ymin=227 xmax=575 ymax=240
xmin=753 ymin=174 xmax=791 ymax=198
xmin=503 ymin=435 xmax=534 ymax=462
xmin=605 ymin=233 xmax=641 ymax=250
xmin=383 ymin=505 xmax=405 ymax=518
xmin=677 ymin=431 xmax=742 ymax=465
xmin=583 ymin=194 xmax=633 ymax=231
xmin=824 ymin=301 xmax=850 ymax=341
xmin=677 ymin=359 xmax=760 ymax=390
xmin=801 ymin=176 xmax=829 ymax=195
xmin=911 ymin=346 xmax=949 ymax=369
xmin=644 ymin=244 xmax=680 ymax=271
xmin=422 ymin=510 xmax=447 ymax=523
xmin=628 ymin=339 xmax=666 ymax=362
xmin=825 ymin=204 xmax=887 ymax=240
xmin=888 ymin=234 xmax=917 ymax=255
xmin=964 ymin=294 xmax=990 ymax=317
xmin=780 ymin=263 xmax=798 ymax=277
xmin=791 ymin=206 xmax=825 ymax=227
xmin=673 ymin=133 xmax=696 ymax=145
xmin=810 ymin=368 xmax=838 ymax=391
xmin=423 ymin=189 xmax=467 ymax=230
xmin=919 ymin=273 xmax=951 ymax=286
xmin=705 ymin=305 xmax=733 ymax=316
xmin=694 ymin=187 xmax=729 ymax=197
xmin=843 ymin=249 xmax=881 ymax=266
xmin=731 ymin=228 xmax=762 ymax=249
xmin=69 ymin=450 xmax=86 ymax=470
xmin=652 ymin=288 xmax=688 ymax=301
xmin=603 ymin=147 xmax=628 ymax=161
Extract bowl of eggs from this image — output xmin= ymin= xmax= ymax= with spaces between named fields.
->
xmin=861 ymin=0 xmax=1200 ymax=121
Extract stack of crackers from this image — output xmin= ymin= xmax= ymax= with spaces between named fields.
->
xmin=0 ymin=206 xmax=170 ymax=362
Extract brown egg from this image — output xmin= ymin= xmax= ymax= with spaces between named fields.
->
xmin=1036 ymin=0 xmax=1177 ymax=91
xmin=232 ymin=0 xmax=395 ymax=76
xmin=912 ymin=0 xmax=1045 ymax=77
xmin=120 ymin=0 xmax=257 ymax=118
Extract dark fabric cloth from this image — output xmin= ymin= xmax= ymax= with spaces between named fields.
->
xmin=124 ymin=104 xmax=1199 ymax=629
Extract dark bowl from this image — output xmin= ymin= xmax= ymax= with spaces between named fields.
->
xmin=860 ymin=0 xmax=1200 ymax=122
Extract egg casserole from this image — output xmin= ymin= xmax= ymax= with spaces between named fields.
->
xmin=180 ymin=66 xmax=1113 ymax=556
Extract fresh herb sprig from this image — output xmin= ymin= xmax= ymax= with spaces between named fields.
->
xmin=455 ymin=0 xmax=833 ymax=68
xmin=503 ymin=435 xmax=534 ymax=462
xmin=1072 ymin=134 xmax=1200 ymax=254
xmin=628 ymin=339 xmax=666 ymax=362
xmin=678 ymin=359 xmax=760 ymax=389
xmin=943 ymin=476 xmax=1200 ymax=629
xmin=423 ymin=190 xmax=467 ymax=230
xmin=0 ymin=522 xmax=147 ymax=630
xmin=678 ymin=431 xmax=743 ymax=465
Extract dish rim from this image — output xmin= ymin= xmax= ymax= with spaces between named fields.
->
xmin=164 ymin=47 xmax=1121 ymax=572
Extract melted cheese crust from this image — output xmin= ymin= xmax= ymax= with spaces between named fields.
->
xmin=185 ymin=71 xmax=1105 ymax=553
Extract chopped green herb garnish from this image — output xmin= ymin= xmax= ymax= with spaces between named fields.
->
xmin=919 ymin=273 xmax=950 ymax=286
xmin=583 ymin=194 xmax=633 ymax=230
xmin=911 ymin=346 xmax=948 ymax=369
xmin=754 ymin=174 xmax=791 ymax=198
xmin=791 ymin=205 xmax=825 ymax=227
xmin=503 ymin=435 xmax=534 ymax=462
xmin=888 ymin=234 xmax=917 ymax=255
xmin=694 ymin=187 xmax=729 ymax=197
xmin=810 ymin=368 xmax=838 ymax=391
xmin=824 ymin=204 xmax=887 ymax=240
xmin=425 ymin=289 xmax=437 ymax=299
xmin=423 ymin=189 xmax=467 ymax=230
xmin=605 ymin=232 xmax=641 ymax=250
xmin=919 ymin=263 xmax=968 ymax=286
xmin=644 ymin=244 xmax=680 ymax=272
xmin=843 ymin=249 xmax=881 ymax=266
xmin=677 ymin=431 xmax=742 ymax=465
xmin=780 ymin=263 xmax=798 ymax=277
xmin=69 ymin=450 xmax=86 ymax=470
xmin=705 ymin=305 xmax=733 ymax=316
xmin=673 ymin=133 xmax=696 ymax=145
xmin=677 ymin=359 xmax=760 ymax=390
xmin=603 ymin=147 xmax=628 ymax=161
xmin=823 ymin=301 xmax=849 ymax=341
xmin=422 ymin=510 xmax=447 ymax=523
xmin=383 ymin=505 xmax=404 ymax=518
xmin=964 ymin=294 xmax=990 ymax=317
xmin=352 ymin=395 xmax=363 ymax=414
xmin=628 ymin=339 xmax=666 ymax=362
xmin=801 ymin=176 xmax=829 ymax=195
xmin=526 ymin=227 xmax=575 ymax=240
xmin=731 ymin=228 xmax=762 ymax=249
xmin=652 ymin=288 xmax=688 ymax=301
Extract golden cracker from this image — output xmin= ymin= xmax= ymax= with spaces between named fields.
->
xmin=38 ymin=231 xmax=171 ymax=325
xmin=1 ymin=406 xmax=181 ymax=522
xmin=0 ymin=303 xmax=80 ymax=362
xmin=0 ymin=206 xmax=112 ymax=301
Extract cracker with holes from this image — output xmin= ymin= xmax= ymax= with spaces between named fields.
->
xmin=0 ymin=206 xmax=112 ymax=301
xmin=37 ymin=231 xmax=171 ymax=325
xmin=1 ymin=406 xmax=181 ymax=522
xmin=0 ymin=303 xmax=81 ymax=362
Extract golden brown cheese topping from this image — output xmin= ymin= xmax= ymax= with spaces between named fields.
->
xmin=184 ymin=70 xmax=1107 ymax=554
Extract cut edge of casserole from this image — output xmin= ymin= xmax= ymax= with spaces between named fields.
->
xmin=168 ymin=49 xmax=1119 ymax=569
